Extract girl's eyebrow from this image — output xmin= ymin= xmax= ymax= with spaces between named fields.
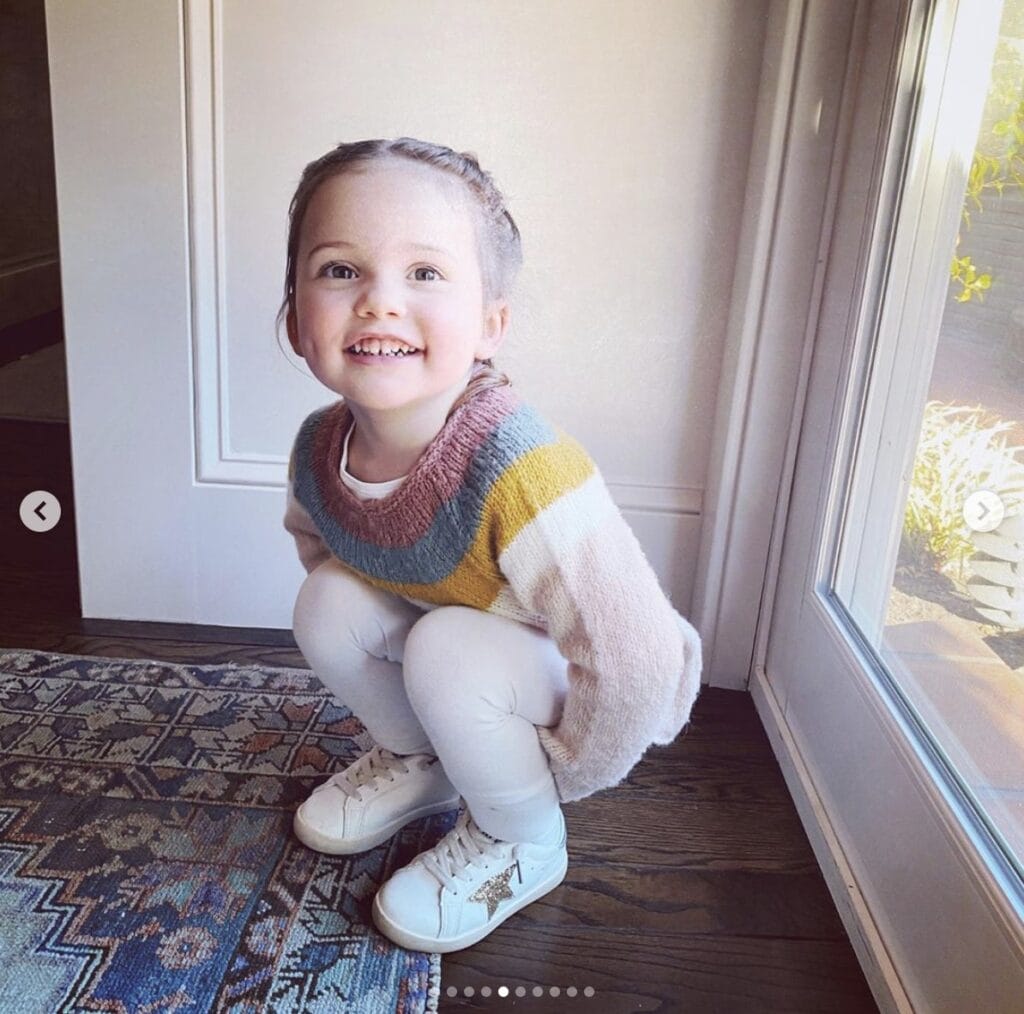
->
xmin=306 ymin=241 xmax=453 ymax=261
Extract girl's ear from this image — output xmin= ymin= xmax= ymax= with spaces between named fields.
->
xmin=286 ymin=308 xmax=303 ymax=357
xmin=477 ymin=299 xmax=510 ymax=361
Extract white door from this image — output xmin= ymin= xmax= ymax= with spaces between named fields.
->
xmin=45 ymin=0 xmax=757 ymax=629
xmin=757 ymin=0 xmax=1024 ymax=1008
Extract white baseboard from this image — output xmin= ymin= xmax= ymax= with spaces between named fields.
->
xmin=749 ymin=664 xmax=913 ymax=1014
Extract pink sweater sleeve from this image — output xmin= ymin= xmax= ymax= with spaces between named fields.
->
xmin=283 ymin=479 xmax=332 ymax=575
xmin=497 ymin=464 xmax=703 ymax=802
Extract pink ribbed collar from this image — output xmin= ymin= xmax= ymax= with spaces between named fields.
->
xmin=309 ymin=384 xmax=520 ymax=544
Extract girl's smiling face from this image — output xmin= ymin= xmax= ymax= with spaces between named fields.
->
xmin=287 ymin=160 xmax=508 ymax=417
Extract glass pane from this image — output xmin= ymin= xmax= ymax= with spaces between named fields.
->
xmin=876 ymin=1 xmax=1024 ymax=874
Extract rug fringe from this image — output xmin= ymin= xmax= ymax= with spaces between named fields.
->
xmin=426 ymin=953 xmax=442 ymax=1012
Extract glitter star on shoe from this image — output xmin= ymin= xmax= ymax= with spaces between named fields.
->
xmin=293 ymin=745 xmax=461 ymax=855
xmin=371 ymin=808 xmax=568 ymax=953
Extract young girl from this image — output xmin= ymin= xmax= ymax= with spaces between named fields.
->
xmin=280 ymin=137 xmax=702 ymax=954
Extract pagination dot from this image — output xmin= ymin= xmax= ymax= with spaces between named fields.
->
xmin=443 ymin=980 xmax=597 ymax=999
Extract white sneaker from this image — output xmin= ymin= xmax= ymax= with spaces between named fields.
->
xmin=371 ymin=808 xmax=568 ymax=953
xmin=293 ymin=745 xmax=461 ymax=855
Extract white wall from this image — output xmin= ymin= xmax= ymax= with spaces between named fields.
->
xmin=48 ymin=0 xmax=767 ymax=627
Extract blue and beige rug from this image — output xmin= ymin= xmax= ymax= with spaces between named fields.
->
xmin=0 ymin=649 xmax=457 ymax=1013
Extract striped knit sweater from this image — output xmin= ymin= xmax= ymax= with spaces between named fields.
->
xmin=283 ymin=383 xmax=702 ymax=802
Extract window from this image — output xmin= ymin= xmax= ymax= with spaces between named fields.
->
xmin=760 ymin=1 xmax=1024 ymax=1004
xmin=839 ymin=0 xmax=1024 ymax=881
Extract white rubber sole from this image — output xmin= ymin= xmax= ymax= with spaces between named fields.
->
xmin=292 ymin=794 xmax=462 ymax=855
xmin=371 ymin=851 xmax=568 ymax=953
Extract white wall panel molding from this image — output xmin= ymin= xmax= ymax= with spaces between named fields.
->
xmin=619 ymin=488 xmax=705 ymax=623
xmin=180 ymin=0 xmax=705 ymax=602
xmin=183 ymin=0 xmax=280 ymax=487
xmin=180 ymin=0 xmax=721 ymax=505
xmin=606 ymin=482 xmax=700 ymax=517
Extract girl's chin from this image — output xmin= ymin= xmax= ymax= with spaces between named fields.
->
xmin=336 ymin=381 xmax=471 ymax=417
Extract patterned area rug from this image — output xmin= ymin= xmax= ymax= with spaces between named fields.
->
xmin=0 ymin=649 xmax=458 ymax=1013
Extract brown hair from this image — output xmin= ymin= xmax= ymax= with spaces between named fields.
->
xmin=277 ymin=137 xmax=522 ymax=415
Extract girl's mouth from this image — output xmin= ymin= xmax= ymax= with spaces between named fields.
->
xmin=345 ymin=348 xmax=421 ymax=361
xmin=344 ymin=333 xmax=422 ymax=359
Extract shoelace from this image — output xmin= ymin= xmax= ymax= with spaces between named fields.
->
xmin=420 ymin=812 xmax=516 ymax=893
xmin=320 ymin=746 xmax=420 ymax=802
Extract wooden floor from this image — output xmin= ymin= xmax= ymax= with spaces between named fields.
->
xmin=1 ymin=418 xmax=879 ymax=1013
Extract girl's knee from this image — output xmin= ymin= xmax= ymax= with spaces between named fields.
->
xmin=404 ymin=605 xmax=476 ymax=659
xmin=293 ymin=559 xmax=425 ymax=670
xmin=403 ymin=606 xmax=483 ymax=700
xmin=292 ymin=558 xmax=384 ymax=661
xmin=292 ymin=559 xmax=347 ymax=644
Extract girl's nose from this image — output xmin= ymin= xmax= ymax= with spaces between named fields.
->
xmin=354 ymin=276 xmax=405 ymax=318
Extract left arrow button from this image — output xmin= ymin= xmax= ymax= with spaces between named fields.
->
xmin=20 ymin=491 xmax=62 ymax=533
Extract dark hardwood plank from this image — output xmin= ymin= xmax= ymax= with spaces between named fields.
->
xmin=0 ymin=311 xmax=63 ymax=368
xmin=518 ymin=866 xmax=851 ymax=939
xmin=565 ymin=794 xmax=821 ymax=873
xmin=625 ymin=749 xmax=801 ymax=805
xmin=0 ymin=625 xmax=303 ymax=668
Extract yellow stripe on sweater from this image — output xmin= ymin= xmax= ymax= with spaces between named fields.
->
xmin=354 ymin=432 xmax=595 ymax=609
xmin=487 ymin=432 xmax=596 ymax=555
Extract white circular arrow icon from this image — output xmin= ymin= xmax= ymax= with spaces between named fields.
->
xmin=962 ymin=489 xmax=1005 ymax=533
xmin=19 ymin=490 xmax=62 ymax=533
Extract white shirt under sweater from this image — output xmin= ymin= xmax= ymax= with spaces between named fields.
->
xmin=339 ymin=421 xmax=407 ymax=501
xmin=335 ymin=421 xmax=442 ymax=616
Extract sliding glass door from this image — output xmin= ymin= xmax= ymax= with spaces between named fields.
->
xmin=760 ymin=0 xmax=1024 ymax=1007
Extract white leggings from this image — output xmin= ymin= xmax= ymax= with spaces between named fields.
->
xmin=291 ymin=558 xmax=569 ymax=843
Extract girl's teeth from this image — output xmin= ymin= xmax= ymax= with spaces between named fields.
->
xmin=349 ymin=341 xmax=416 ymax=356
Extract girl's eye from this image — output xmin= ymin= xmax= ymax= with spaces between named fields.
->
xmin=413 ymin=266 xmax=442 ymax=282
xmin=321 ymin=262 xmax=356 ymax=279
